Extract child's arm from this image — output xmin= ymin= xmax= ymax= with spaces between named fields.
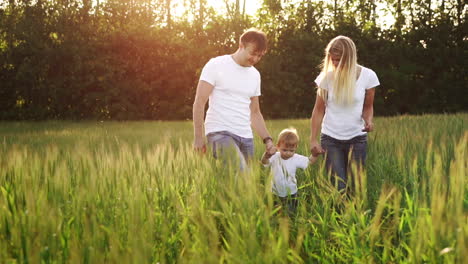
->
xmin=308 ymin=153 xmax=320 ymax=165
xmin=261 ymin=151 xmax=274 ymax=165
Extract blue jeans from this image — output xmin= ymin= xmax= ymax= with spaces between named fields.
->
xmin=206 ymin=131 xmax=254 ymax=171
xmin=320 ymin=134 xmax=367 ymax=192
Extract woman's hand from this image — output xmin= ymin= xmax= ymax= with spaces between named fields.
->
xmin=310 ymin=141 xmax=325 ymax=157
xmin=362 ymin=88 xmax=375 ymax=132
xmin=362 ymin=120 xmax=374 ymax=132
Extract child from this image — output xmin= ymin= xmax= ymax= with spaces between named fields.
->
xmin=262 ymin=128 xmax=318 ymax=214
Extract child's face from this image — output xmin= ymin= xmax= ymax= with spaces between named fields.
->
xmin=278 ymin=143 xmax=297 ymax=160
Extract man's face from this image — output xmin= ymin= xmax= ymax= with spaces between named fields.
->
xmin=239 ymin=43 xmax=266 ymax=66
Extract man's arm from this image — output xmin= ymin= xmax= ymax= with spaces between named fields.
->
xmin=310 ymin=92 xmax=326 ymax=156
xmin=250 ymin=96 xmax=275 ymax=154
xmin=193 ymin=80 xmax=214 ymax=152
xmin=362 ymin=88 xmax=376 ymax=132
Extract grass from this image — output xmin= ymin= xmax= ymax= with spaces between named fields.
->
xmin=0 ymin=113 xmax=467 ymax=263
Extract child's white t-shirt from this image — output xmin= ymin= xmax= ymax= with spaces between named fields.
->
xmin=315 ymin=66 xmax=380 ymax=140
xmin=200 ymin=55 xmax=261 ymax=138
xmin=264 ymin=152 xmax=310 ymax=197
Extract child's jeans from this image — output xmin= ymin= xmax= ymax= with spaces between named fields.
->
xmin=275 ymin=193 xmax=298 ymax=215
xmin=320 ymin=134 xmax=367 ymax=193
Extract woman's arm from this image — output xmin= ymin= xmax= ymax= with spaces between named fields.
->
xmin=362 ymin=88 xmax=376 ymax=132
xmin=310 ymin=92 xmax=326 ymax=156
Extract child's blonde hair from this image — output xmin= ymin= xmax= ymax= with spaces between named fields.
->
xmin=277 ymin=128 xmax=299 ymax=148
xmin=318 ymin=35 xmax=358 ymax=106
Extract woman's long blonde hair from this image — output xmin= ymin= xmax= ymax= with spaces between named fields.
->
xmin=318 ymin=36 xmax=358 ymax=106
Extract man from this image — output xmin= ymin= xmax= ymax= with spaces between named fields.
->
xmin=193 ymin=28 xmax=275 ymax=170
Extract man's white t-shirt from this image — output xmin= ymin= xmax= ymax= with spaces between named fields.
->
xmin=200 ymin=55 xmax=261 ymax=138
xmin=264 ymin=152 xmax=310 ymax=197
xmin=315 ymin=66 xmax=380 ymax=140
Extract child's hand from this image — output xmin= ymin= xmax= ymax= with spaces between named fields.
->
xmin=265 ymin=141 xmax=276 ymax=155
xmin=263 ymin=151 xmax=274 ymax=159
xmin=261 ymin=151 xmax=274 ymax=165
xmin=310 ymin=143 xmax=325 ymax=157
xmin=309 ymin=154 xmax=319 ymax=164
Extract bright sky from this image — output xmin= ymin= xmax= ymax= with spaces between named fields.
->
xmin=206 ymin=0 xmax=262 ymax=15
xmin=172 ymin=0 xmax=262 ymax=16
xmin=176 ymin=0 xmax=395 ymax=28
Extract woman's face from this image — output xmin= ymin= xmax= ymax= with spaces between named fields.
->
xmin=330 ymin=52 xmax=342 ymax=68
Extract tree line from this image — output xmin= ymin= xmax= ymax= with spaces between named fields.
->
xmin=0 ymin=0 xmax=466 ymax=120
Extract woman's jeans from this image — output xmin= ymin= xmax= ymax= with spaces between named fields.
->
xmin=320 ymin=134 xmax=367 ymax=192
xmin=206 ymin=131 xmax=254 ymax=171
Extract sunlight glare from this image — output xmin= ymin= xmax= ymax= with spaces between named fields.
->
xmin=206 ymin=0 xmax=261 ymax=15
xmin=172 ymin=0 xmax=261 ymax=18
xmin=173 ymin=0 xmax=395 ymax=29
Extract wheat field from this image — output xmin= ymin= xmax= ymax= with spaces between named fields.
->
xmin=0 ymin=114 xmax=467 ymax=263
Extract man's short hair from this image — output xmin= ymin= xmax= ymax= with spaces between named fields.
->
xmin=240 ymin=28 xmax=268 ymax=53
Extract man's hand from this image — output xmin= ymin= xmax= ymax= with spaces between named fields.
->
xmin=193 ymin=137 xmax=206 ymax=154
xmin=193 ymin=80 xmax=213 ymax=155
xmin=265 ymin=139 xmax=276 ymax=155
xmin=310 ymin=141 xmax=325 ymax=157
xmin=362 ymin=120 xmax=374 ymax=132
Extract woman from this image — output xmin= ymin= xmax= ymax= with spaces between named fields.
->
xmin=310 ymin=36 xmax=380 ymax=193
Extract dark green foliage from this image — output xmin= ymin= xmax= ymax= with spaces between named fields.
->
xmin=0 ymin=0 xmax=466 ymax=120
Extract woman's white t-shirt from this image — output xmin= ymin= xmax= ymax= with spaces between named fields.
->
xmin=200 ymin=55 xmax=261 ymax=138
xmin=264 ymin=152 xmax=310 ymax=197
xmin=315 ymin=66 xmax=380 ymax=140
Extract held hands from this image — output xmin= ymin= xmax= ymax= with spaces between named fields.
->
xmin=309 ymin=142 xmax=324 ymax=165
xmin=261 ymin=139 xmax=276 ymax=165
xmin=264 ymin=138 xmax=276 ymax=155
xmin=308 ymin=154 xmax=318 ymax=164
xmin=310 ymin=141 xmax=325 ymax=157
xmin=262 ymin=151 xmax=274 ymax=160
